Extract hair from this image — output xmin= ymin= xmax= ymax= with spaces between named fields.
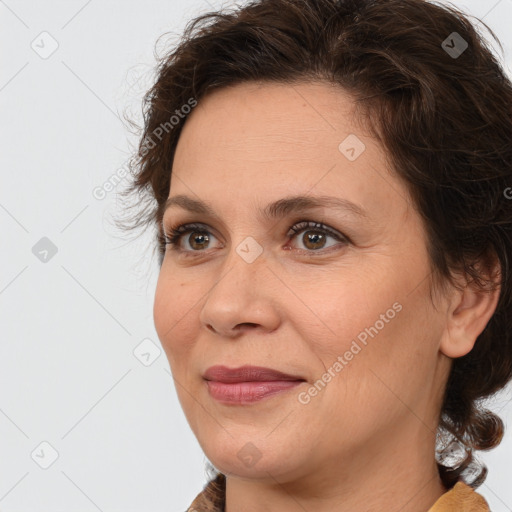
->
xmin=118 ymin=0 xmax=512 ymax=490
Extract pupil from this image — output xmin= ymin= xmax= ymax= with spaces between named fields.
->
xmin=305 ymin=231 xmax=324 ymax=249
xmin=191 ymin=232 xmax=208 ymax=249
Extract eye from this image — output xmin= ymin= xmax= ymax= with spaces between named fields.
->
xmin=286 ymin=221 xmax=348 ymax=253
xmin=164 ymin=223 xmax=219 ymax=253
xmin=163 ymin=220 xmax=348 ymax=256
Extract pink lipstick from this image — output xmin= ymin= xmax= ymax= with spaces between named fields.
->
xmin=203 ymin=365 xmax=305 ymax=404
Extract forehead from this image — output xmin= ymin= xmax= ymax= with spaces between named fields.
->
xmin=175 ymin=80 xmax=362 ymax=162
xmin=169 ymin=80 xmax=411 ymax=228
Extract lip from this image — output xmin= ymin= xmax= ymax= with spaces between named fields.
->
xmin=203 ymin=365 xmax=304 ymax=383
xmin=203 ymin=365 xmax=306 ymax=404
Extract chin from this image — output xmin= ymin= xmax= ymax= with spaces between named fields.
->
xmin=201 ymin=434 xmax=306 ymax=481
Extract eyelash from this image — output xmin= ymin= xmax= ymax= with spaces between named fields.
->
xmin=162 ymin=220 xmax=349 ymax=257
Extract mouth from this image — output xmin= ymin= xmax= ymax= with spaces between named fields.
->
xmin=203 ymin=365 xmax=306 ymax=404
xmin=203 ymin=365 xmax=305 ymax=383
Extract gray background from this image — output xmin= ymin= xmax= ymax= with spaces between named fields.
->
xmin=1 ymin=0 xmax=511 ymax=510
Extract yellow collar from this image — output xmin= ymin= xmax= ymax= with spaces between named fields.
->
xmin=428 ymin=481 xmax=490 ymax=511
xmin=187 ymin=475 xmax=490 ymax=511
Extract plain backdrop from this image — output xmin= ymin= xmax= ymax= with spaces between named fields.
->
xmin=1 ymin=0 xmax=511 ymax=511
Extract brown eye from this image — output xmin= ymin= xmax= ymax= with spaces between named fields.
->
xmin=164 ymin=220 xmax=348 ymax=257
xmin=164 ymin=223 xmax=219 ymax=253
xmin=187 ymin=232 xmax=210 ymax=250
xmin=288 ymin=221 xmax=348 ymax=253
xmin=301 ymin=231 xmax=327 ymax=250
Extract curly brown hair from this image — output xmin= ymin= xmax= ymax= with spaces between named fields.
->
xmin=118 ymin=0 xmax=512 ymax=490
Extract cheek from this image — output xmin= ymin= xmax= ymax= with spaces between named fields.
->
xmin=153 ymin=274 xmax=172 ymax=345
xmin=317 ymin=291 xmax=440 ymax=416
xmin=153 ymin=272 xmax=196 ymax=368
xmin=300 ymin=273 xmax=436 ymax=391
xmin=295 ymin=279 xmax=398 ymax=356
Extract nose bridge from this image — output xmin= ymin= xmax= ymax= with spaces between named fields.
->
xmin=199 ymin=235 xmax=278 ymax=335
xmin=211 ymin=234 xmax=268 ymax=300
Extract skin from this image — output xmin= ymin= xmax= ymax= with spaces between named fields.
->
xmin=153 ymin=81 xmax=500 ymax=512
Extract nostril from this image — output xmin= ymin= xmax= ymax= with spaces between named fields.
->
xmin=235 ymin=323 xmax=259 ymax=332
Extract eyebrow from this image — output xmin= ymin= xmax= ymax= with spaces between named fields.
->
xmin=162 ymin=194 xmax=368 ymax=222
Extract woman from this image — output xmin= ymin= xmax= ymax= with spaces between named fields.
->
xmin=120 ymin=0 xmax=512 ymax=509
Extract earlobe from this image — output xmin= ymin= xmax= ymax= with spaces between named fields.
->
xmin=439 ymin=264 xmax=501 ymax=359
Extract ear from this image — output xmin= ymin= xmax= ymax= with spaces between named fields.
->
xmin=439 ymin=259 xmax=501 ymax=359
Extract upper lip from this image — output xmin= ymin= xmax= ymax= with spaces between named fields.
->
xmin=203 ymin=365 xmax=305 ymax=383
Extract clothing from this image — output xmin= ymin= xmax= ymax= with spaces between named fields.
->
xmin=186 ymin=473 xmax=490 ymax=511
xmin=428 ymin=481 xmax=490 ymax=512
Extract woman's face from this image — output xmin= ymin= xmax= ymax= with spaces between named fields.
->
xmin=153 ymin=81 xmax=453 ymax=483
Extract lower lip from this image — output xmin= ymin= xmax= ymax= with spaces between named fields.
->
xmin=206 ymin=380 xmax=304 ymax=404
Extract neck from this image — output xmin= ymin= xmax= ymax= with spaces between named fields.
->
xmin=225 ymin=421 xmax=447 ymax=512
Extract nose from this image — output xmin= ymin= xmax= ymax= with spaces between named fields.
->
xmin=198 ymin=244 xmax=281 ymax=339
